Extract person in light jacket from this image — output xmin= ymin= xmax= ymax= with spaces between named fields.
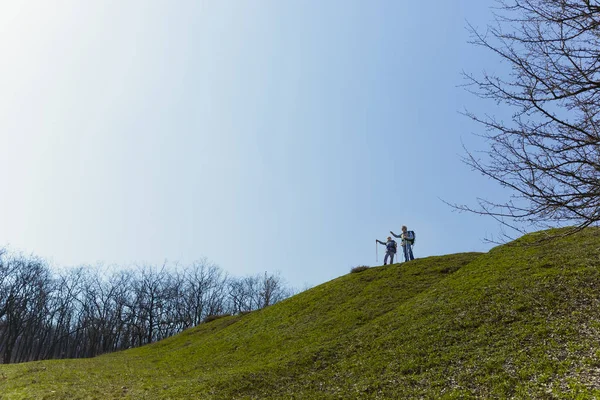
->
xmin=391 ymin=226 xmax=414 ymax=262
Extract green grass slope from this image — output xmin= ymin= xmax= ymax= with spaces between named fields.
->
xmin=2 ymin=228 xmax=600 ymax=399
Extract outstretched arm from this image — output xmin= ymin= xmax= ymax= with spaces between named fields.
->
xmin=390 ymin=231 xmax=401 ymax=238
xmin=376 ymin=240 xmax=385 ymax=245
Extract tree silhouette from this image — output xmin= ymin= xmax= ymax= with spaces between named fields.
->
xmin=460 ymin=0 xmax=600 ymax=235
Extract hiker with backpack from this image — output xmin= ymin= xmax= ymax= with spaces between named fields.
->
xmin=376 ymin=236 xmax=397 ymax=265
xmin=390 ymin=226 xmax=415 ymax=262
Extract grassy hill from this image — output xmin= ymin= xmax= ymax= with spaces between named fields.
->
xmin=1 ymin=228 xmax=600 ymax=399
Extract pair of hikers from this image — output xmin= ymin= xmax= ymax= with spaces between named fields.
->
xmin=376 ymin=226 xmax=415 ymax=265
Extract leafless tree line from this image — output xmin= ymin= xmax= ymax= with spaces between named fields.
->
xmin=0 ymin=249 xmax=293 ymax=364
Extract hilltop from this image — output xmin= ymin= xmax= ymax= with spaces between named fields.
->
xmin=1 ymin=228 xmax=600 ymax=399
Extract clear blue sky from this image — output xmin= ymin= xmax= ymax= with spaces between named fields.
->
xmin=0 ymin=0 xmax=510 ymax=289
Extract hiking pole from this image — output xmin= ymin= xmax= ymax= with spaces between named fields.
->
xmin=375 ymin=240 xmax=378 ymax=263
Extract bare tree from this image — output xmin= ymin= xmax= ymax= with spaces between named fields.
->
xmin=459 ymin=0 xmax=600 ymax=235
xmin=257 ymin=272 xmax=292 ymax=309
xmin=180 ymin=259 xmax=228 ymax=326
xmin=227 ymin=272 xmax=292 ymax=313
xmin=45 ymin=268 xmax=86 ymax=359
xmin=131 ymin=265 xmax=173 ymax=345
xmin=227 ymin=275 xmax=258 ymax=314
xmin=0 ymin=254 xmax=51 ymax=363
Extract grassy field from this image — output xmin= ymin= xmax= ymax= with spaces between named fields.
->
xmin=1 ymin=228 xmax=600 ymax=399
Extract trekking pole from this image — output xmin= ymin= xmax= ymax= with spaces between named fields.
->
xmin=375 ymin=240 xmax=378 ymax=263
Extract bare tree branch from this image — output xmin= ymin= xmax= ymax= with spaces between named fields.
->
xmin=457 ymin=0 xmax=600 ymax=235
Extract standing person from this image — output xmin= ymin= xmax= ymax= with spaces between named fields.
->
xmin=390 ymin=226 xmax=415 ymax=262
xmin=376 ymin=236 xmax=397 ymax=265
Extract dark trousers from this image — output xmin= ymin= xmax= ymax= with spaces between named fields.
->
xmin=384 ymin=251 xmax=395 ymax=265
